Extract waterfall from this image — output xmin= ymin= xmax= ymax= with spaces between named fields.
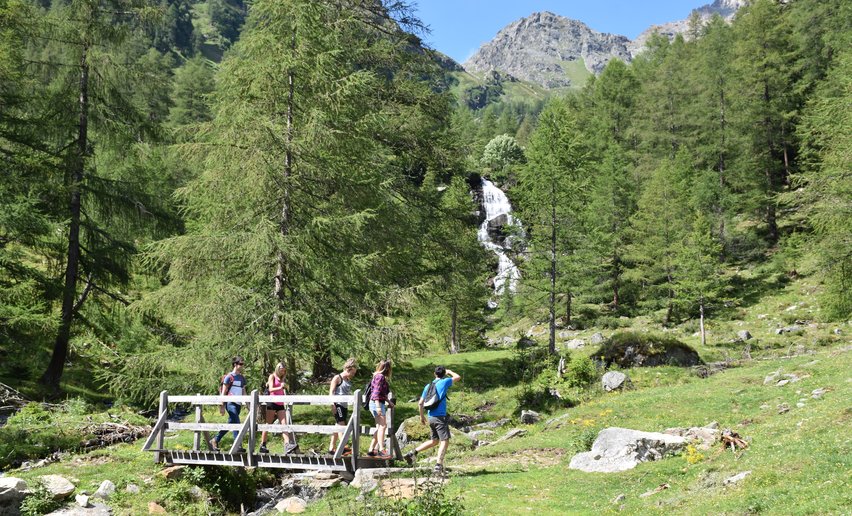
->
xmin=477 ymin=178 xmax=521 ymax=307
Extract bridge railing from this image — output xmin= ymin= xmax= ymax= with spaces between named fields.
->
xmin=141 ymin=389 xmax=402 ymax=470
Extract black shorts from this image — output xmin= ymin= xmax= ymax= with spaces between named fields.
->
xmin=428 ymin=415 xmax=451 ymax=441
xmin=333 ymin=403 xmax=348 ymax=424
xmin=266 ymin=403 xmax=286 ymax=413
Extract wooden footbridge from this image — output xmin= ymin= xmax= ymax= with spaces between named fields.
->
xmin=141 ymin=390 xmax=402 ymax=471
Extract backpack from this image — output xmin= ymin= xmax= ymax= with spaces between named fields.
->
xmin=422 ymin=379 xmax=445 ymax=411
xmin=361 ymin=379 xmax=373 ymax=410
xmin=220 ymin=373 xmax=234 ymax=395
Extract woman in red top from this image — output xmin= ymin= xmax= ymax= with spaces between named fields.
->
xmin=367 ymin=359 xmax=393 ymax=458
xmin=259 ymin=362 xmax=297 ymax=454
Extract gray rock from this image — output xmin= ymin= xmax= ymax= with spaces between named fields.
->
xmin=491 ymin=428 xmax=527 ymax=445
xmin=568 ymin=428 xmax=687 ymax=473
xmin=612 ymin=493 xmax=625 ymax=504
xmin=833 ymin=328 xmax=843 ymax=335
xmin=188 ymin=485 xmax=205 ymax=501
xmin=520 ymin=410 xmax=540 ymax=424
xmin=663 ymin=424 xmax=720 ymax=450
xmin=0 ymin=477 xmax=29 ymax=503
xmin=474 ymin=418 xmax=511 ymax=430
xmin=124 ymin=484 xmax=139 ymax=495
xmin=723 ymin=470 xmax=752 ymax=485
xmin=275 ymin=496 xmax=306 ymax=514
xmin=602 ymin=371 xmax=628 ymax=392
xmin=75 ymin=494 xmax=90 ymax=508
xmin=560 ymin=339 xmax=586 ymax=350
xmin=468 ymin=430 xmax=495 ymax=440
xmin=350 ymin=468 xmax=429 ymax=493
xmin=763 ymin=370 xmax=781 ymax=385
xmin=736 ymin=330 xmax=752 ymax=341
xmin=39 ymin=475 xmax=75 ymax=500
xmin=775 ymin=325 xmax=803 ymax=335
xmin=92 ymin=480 xmax=114 ymax=500
xmin=811 ymin=388 xmax=827 ymax=399
xmin=777 ymin=403 xmax=790 ymax=414
xmin=590 ymin=332 xmax=605 ymax=345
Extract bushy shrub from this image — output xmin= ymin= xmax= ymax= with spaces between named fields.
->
xmin=19 ymin=481 xmax=61 ymax=516
xmin=565 ymin=356 xmax=598 ymax=388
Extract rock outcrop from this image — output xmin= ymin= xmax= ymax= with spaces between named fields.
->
xmin=568 ymin=427 xmax=686 ymax=473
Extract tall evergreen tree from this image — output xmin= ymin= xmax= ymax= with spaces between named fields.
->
xmin=514 ymin=99 xmax=589 ymax=354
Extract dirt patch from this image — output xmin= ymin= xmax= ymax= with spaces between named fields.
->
xmin=71 ymin=455 xmax=115 ymax=467
xmin=457 ymin=448 xmax=566 ymax=471
xmin=475 ymin=401 xmax=496 ymax=414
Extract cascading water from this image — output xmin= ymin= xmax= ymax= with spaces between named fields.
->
xmin=477 ymin=178 xmax=521 ymax=308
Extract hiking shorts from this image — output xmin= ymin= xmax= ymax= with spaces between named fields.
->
xmin=428 ymin=415 xmax=451 ymax=441
xmin=333 ymin=403 xmax=348 ymax=424
xmin=266 ymin=403 xmax=286 ymax=413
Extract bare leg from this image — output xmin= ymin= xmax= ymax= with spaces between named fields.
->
xmin=368 ymin=412 xmax=386 ymax=452
xmin=277 ymin=410 xmax=291 ymax=445
xmin=260 ymin=409 xmax=275 ymax=445
xmin=436 ymin=440 xmax=449 ymax=465
xmin=415 ymin=438 xmax=439 ymax=454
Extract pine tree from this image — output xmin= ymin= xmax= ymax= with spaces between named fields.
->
xmin=675 ymin=213 xmax=725 ymax=346
xmin=144 ymin=0 xmax=459 ymax=384
xmin=514 ymin=99 xmax=589 ymax=354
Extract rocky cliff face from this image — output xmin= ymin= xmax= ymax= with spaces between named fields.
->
xmin=627 ymin=0 xmax=746 ymax=57
xmin=463 ymin=11 xmax=630 ymax=88
xmin=463 ymin=1 xmax=746 ymax=89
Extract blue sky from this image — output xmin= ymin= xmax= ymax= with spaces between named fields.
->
xmin=412 ymin=0 xmax=701 ymax=63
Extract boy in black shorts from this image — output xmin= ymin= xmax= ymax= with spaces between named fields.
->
xmin=403 ymin=366 xmax=461 ymax=474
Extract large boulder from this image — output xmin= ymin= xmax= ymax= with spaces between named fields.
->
xmin=602 ymin=371 xmax=629 ymax=392
xmin=39 ymin=475 xmax=76 ymax=500
xmin=520 ymin=410 xmax=540 ymax=424
xmin=0 ymin=477 xmax=29 ymax=515
xmin=568 ymin=428 xmax=687 ymax=473
xmin=595 ymin=332 xmax=703 ymax=368
xmin=663 ymin=422 xmax=720 ymax=450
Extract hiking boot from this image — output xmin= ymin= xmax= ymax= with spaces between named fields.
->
xmin=258 ymin=444 xmax=269 ymax=454
xmin=403 ymin=451 xmax=416 ymax=466
xmin=377 ymin=450 xmax=392 ymax=460
xmin=208 ymin=439 xmax=220 ymax=451
xmin=284 ymin=443 xmax=300 ymax=455
xmin=233 ymin=446 xmax=246 ymax=454
xmin=366 ymin=450 xmax=377 ymax=457
xmin=433 ymin=464 xmax=444 ymax=475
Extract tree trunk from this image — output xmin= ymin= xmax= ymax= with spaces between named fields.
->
xmin=548 ymin=201 xmax=557 ymax=355
xmin=763 ymin=80 xmax=778 ymax=244
xmin=565 ymin=291 xmax=572 ymax=326
xmin=312 ymin=343 xmax=334 ymax=379
xmin=449 ymin=300 xmax=458 ymax=354
xmin=611 ymin=252 xmax=621 ymax=309
xmin=41 ymin=44 xmax=89 ymax=390
xmin=699 ymin=300 xmax=706 ymax=348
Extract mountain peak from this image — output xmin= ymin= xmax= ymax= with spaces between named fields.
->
xmin=463 ymin=11 xmax=629 ymax=89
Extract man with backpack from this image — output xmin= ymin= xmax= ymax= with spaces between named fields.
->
xmin=403 ymin=366 xmax=461 ymax=474
xmin=210 ymin=355 xmax=247 ymax=452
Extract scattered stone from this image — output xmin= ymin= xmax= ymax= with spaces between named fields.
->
xmin=590 ymin=332 xmax=605 ymax=344
xmin=93 ymin=481 xmax=115 ymax=500
xmin=468 ymin=430 xmax=495 ymax=440
xmin=785 ymin=304 xmax=798 ymax=312
xmin=157 ymin=465 xmax=185 ymax=481
xmin=148 ymin=501 xmax=166 ymax=514
xmin=705 ymin=421 xmax=719 ymax=429
xmin=602 ymin=371 xmax=628 ymax=392
xmin=520 ymin=410 xmax=540 ymax=424
xmin=776 ymin=379 xmax=790 ymax=387
xmin=737 ymin=330 xmax=752 ymax=341
xmin=833 ymin=328 xmax=843 ymax=335
xmin=309 ymin=477 xmax=341 ymax=490
xmin=39 ymin=475 xmax=76 ymax=500
xmin=802 ymin=360 xmax=820 ymax=367
xmin=275 ymin=496 xmax=307 ymax=513
xmin=663 ymin=424 xmax=720 ymax=450
xmin=473 ymin=418 xmax=511 ymax=430
xmin=75 ymin=494 xmax=90 ymax=508
xmin=639 ymin=483 xmax=670 ymax=498
xmin=763 ymin=370 xmax=781 ymax=385
xmin=811 ymin=388 xmax=827 ymax=399
xmin=492 ymin=428 xmax=527 ymax=444
xmin=188 ymin=485 xmax=205 ymax=501
xmin=561 ymin=339 xmax=586 ymax=350
xmin=759 ymin=404 xmax=770 ymax=410
xmin=595 ymin=334 xmax=702 ymax=368
xmin=723 ymin=470 xmax=752 ymax=485
xmin=777 ymin=403 xmax=790 ymax=414
xmin=757 ymin=314 xmax=767 ymax=319
xmin=124 ymin=484 xmax=139 ymax=495
xmin=0 ymin=477 xmax=28 ymax=503
xmin=775 ymin=325 xmax=803 ymax=335
xmin=568 ymin=428 xmax=686 ymax=473
xmin=612 ymin=494 xmax=625 ymax=504
xmin=350 ymin=468 xmax=429 ymax=493
xmin=796 ymin=402 xmax=806 ymax=408
xmin=48 ymin=502 xmax=113 ymax=515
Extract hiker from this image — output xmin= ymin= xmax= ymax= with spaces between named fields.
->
xmin=328 ymin=358 xmax=357 ymax=455
xmin=259 ymin=362 xmax=298 ymax=454
xmin=367 ymin=359 xmax=394 ymax=459
xmin=403 ymin=366 xmax=461 ymax=474
xmin=210 ymin=355 xmax=247 ymax=452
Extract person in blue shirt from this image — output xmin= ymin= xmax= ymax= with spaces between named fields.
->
xmin=210 ymin=356 xmax=247 ymax=452
xmin=403 ymin=366 xmax=461 ymax=474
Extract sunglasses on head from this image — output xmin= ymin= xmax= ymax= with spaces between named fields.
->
xmin=235 ymin=362 xmax=244 ymax=366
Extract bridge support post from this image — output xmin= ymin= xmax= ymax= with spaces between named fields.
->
xmin=154 ymin=390 xmax=167 ymax=463
xmin=351 ymin=389 xmax=360 ymax=471
xmin=248 ymin=389 xmax=258 ymax=466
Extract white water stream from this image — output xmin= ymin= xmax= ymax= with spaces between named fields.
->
xmin=477 ymin=179 xmax=521 ymax=307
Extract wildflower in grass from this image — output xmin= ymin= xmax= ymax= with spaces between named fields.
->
xmin=685 ymin=444 xmax=705 ymax=464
